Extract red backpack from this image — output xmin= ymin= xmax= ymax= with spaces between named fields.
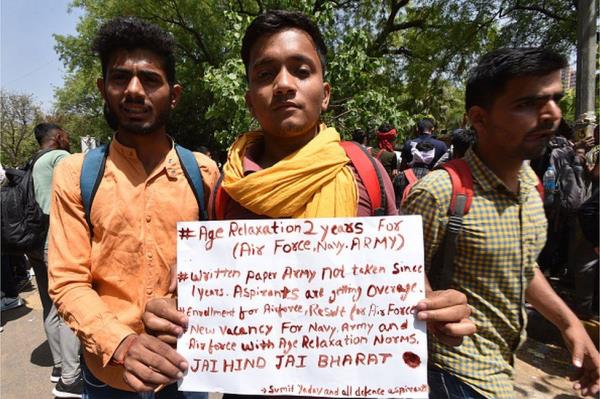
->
xmin=425 ymin=158 xmax=544 ymax=289
xmin=212 ymin=141 xmax=387 ymax=219
xmin=399 ymin=168 xmax=420 ymax=205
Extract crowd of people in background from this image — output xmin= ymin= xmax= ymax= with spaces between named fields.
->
xmin=351 ymin=119 xmax=598 ymax=309
xmin=1 ymin=9 xmax=599 ymax=399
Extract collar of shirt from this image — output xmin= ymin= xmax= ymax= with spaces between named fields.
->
xmin=465 ymin=148 xmax=539 ymax=200
xmin=242 ymin=140 xmax=263 ymax=175
xmin=111 ymin=134 xmax=180 ymax=179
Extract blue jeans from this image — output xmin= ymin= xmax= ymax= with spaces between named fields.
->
xmin=82 ymin=361 xmax=208 ymax=399
xmin=428 ymin=367 xmax=486 ymax=399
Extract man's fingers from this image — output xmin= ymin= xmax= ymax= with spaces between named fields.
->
xmin=152 ymin=332 xmax=178 ymax=346
xmin=419 ymin=289 xmax=467 ymax=311
xmin=145 ymin=298 xmax=179 ymax=322
xmin=127 ymin=334 xmax=188 ymax=377
xmin=575 ymin=374 xmax=594 ymax=397
xmin=124 ymin=357 xmax=173 ymax=387
xmin=142 ymin=312 xmax=184 ymax=339
xmin=428 ymin=318 xmax=476 ymax=346
xmin=579 ymin=376 xmax=594 ymax=394
xmin=417 ymin=304 xmax=470 ymax=323
xmin=123 ymin=369 xmax=158 ymax=393
xmin=143 ymin=298 xmax=187 ymax=337
xmin=579 ymin=367 xmax=600 ymax=396
xmin=435 ymin=318 xmax=477 ymax=337
xmin=571 ymin=341 xmax=584 ymax=368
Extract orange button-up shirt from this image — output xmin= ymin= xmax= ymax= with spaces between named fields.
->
xmin=48 ymin=138 xmax=219 ymax=391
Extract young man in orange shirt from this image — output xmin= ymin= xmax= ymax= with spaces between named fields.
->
xmin=48 ymin=17 xmax=218 ymax=398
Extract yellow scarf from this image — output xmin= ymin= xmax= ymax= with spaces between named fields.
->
xmin=222 ymin=126 xmax=358 ymax=218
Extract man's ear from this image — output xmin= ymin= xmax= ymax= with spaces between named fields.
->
xmin=468 ymin=106 xmax=487 ymax=136
xmin=170 ymin=84 xmax=183 ymax=109
xmin=321 ymin=82 xmax=331 ymax=112
xmin=245 ymin=91 xmax=255 ymax=118
xmin=97 ymin=78 xmax=106 ymax=101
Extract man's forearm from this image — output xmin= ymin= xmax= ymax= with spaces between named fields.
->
xmin=525 ymin=268 xmax=580 ymax=331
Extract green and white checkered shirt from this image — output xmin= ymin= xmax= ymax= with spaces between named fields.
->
xmin=404 ymin=148 xmax=547 ymax=398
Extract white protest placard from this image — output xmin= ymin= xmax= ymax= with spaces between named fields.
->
xmin=177 ymin=216 xmax=427 ymax=398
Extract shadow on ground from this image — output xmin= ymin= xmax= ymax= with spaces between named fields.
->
xmin=515 ymin=333 xmax=580 ymax=398
xmin=0 ymin=305 xmax=32 ymax=326
xmin=30 ymin=339 xmax=53 ymax=367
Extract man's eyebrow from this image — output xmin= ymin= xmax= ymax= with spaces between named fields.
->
xmin=251 ymin=54 xmax=316 ymax=69
xmin=512 ymin=92 xmax=565 ymax=104
xmin=288 ymin=54 xmax=316 ymax=65
xmin=137 ymin=70 xmax=164 ymax=79
xmin=108 ymin=67 xmax=132 ymax=75
xmin=108 ymin=67 xmax=163 ymax=79
xmin=251 ymin=57 xmax=276 ymax=69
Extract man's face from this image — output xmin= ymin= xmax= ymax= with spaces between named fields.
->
xmin=245 ymin=29 xmax=330 ymax=140
xmin=470 ymin=71 xmax=563 ymax=161
xmin=97 ymin=48 xmax=181 ymax=135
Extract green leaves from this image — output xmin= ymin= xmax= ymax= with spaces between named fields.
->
xmin=48 ymin=0 xmax=576 ymax=153
xmin=204 ymin=59 xmax=255 ymax=146
xmin=0 ymin=90 xmax=44 ymax=167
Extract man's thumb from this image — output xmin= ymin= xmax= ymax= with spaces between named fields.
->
xmin=169 ymin=265 xmax=177 ymax=294
xmin=572 ymin=343 xmax=584 ymax=368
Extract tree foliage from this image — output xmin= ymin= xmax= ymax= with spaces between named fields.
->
xmin=53 ymin=0 xmax=577 ymax=152
xmin=0 ymin=90 xmax=45 ymax=167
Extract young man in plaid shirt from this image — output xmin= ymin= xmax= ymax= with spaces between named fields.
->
xmin=404 ymin=48 xmax=600 ymax=398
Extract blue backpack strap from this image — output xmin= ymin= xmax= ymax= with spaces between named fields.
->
xmin=175 ymin=144 xmax=208 ymax=220
xmin=80 ymin=144 xmax=109 ymax=238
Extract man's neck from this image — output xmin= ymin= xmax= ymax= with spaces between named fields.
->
xmin=474 ymin=144 xmax=522 ymax=193
xmin=39 ymin=143 xmax=58 ymax=151
xmin=259 ymin=124 xmax=319 ymax=169
xmin=116 ymin=128 xmax=171 ymax=175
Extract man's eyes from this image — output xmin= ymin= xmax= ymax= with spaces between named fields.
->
xmin=110 ymin=73 xmax=130 ymax=82
xmin=256 ymin=70 xmax=274 ymax=79
xmin=296 ymin=67 xmax=311 ymax=78
xmin=254 ymin=66 xmax=312 ymax=80
xmin=516 ymin=100 xmax=536 ymax=108
xmin=516 ymin=93 xmax=565 ymax=109
xmin=109 ymin=73 xmax=162 ymax=85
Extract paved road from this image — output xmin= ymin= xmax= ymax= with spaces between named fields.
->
xmin=0 ymin=281 xmax=591 ymax=398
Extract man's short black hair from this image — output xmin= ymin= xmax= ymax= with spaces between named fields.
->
xmin=34 ymin=123 xmax=62 ymax=145
xmin=352 ymin=129 xmax=368 ymax=143
xmin=197 ymin=146 xmax=210 ymax=155
xmin=466 ymin=47 xmax=567 ymax=111
xmin=378 ymin=123 xmax=394 ymax=132
xmin=241 ymin=10 xmax=327 ymax=77
xmin=92 ymin=17 xmax=177 ymax=85
xmin=451 ymin=128 xmax=476 ymax=157
xmin=416 ymin=118 xmax=434 ymax=134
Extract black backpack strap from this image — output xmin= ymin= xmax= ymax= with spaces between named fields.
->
xmin=430 ymin=194 xmax=468 ymax=290
xmin=429 ymin=159 xmax=473 ymax=290
xmin=175 ymin=144 xmax=208 ymax=220
xmin=23 ymin=148 xmax=55 ymax=171
xmin=80 ymin=144 xmax=109 ymax=239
